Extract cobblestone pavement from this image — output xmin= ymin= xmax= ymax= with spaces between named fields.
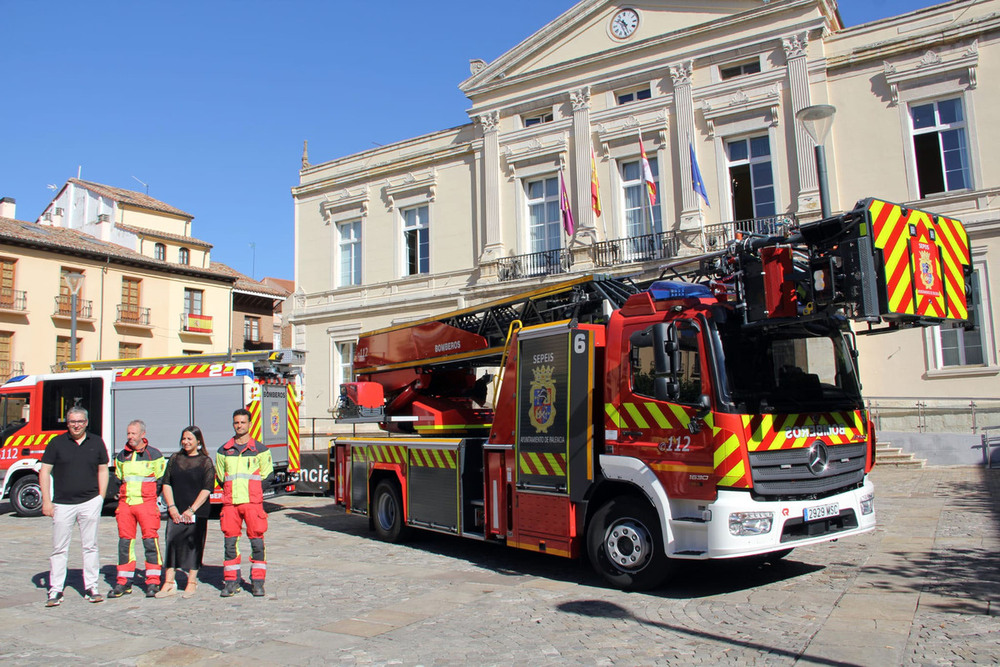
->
xmin=0 ymin=466 xmax=997 ymax=666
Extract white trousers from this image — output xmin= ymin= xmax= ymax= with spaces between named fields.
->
xmin=49 ymin=494 xmax=103 ymax=593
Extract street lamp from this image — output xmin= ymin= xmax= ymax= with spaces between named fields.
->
xmin=796 ymin=104 xmax=836 ymax=219
xmin=64 ymin=272 xmax=84 ymax=362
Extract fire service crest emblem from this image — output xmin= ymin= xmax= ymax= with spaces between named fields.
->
xmin=528 ymin=365 xmax=556 ymax=433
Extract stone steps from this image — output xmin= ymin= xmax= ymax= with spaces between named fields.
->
xmin=875 ymin=441 xmax=926 ymax=468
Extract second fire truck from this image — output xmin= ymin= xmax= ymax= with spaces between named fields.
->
xmin=332 ymin=198 xmax=970 ymax=590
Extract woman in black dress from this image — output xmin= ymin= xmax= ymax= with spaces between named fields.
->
xmin=156 ymin=426 xmax=215 ymax=598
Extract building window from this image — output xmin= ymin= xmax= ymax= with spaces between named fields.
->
xmin=402 ymin=205 xmax=429 ymax=276
xmin=0 ymin=331 xmax=12 ymax=378
xmin=525 ymin=176 xmax=562 ymax=253
xmin=183 ymin=288 xmax=203 ymax=315
xmin=616 ymin=86 xmax=652 ymax=105
xmin=334 ymin=341 xmax=355 ymax=408
xmin=910 ymin=97 xmax=971 ymax=198
xmin=523 ymin=111 xmax=553 ymax=127
xmin=179 ymin=247 xmax=190 ymax=265
xmin=727 ymin=135 xmax=776 ymax=219
xmin=0 ymin=258 xmax=15 ymax=309
xmin=154 ymin=243 xmax=166 ymax=261
xmin=938 ymin=268 xmax=987 ymax=367
xmin=720 ymin=59 xmax=761 ymax=81
xmin=621 ymin=157 xmax=662 ymax=237
xmin=338 ymin=220 xmax=362 ymax=287
xmin=118 ymin=342 xmax=141 ymax=359
xmin=121 ymin=277 xmax=141 ymax=321
xmin=55 ymin=336 xmax=81 ymax=365
xmin=244 ymin=316 xmax=261 ymax=343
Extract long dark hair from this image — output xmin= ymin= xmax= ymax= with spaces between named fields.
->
xmin=180 ymin=425 xmax=209 ymax=458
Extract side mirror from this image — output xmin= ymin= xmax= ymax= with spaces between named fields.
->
xmin=652 ymin=323 xmax=679 ymax=375
xmin=654 ymin=377 xmax=679 ymax=402
xmin=688 ymin=394 xmax=712 ymax=434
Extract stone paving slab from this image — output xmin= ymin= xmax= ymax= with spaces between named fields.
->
xmin=0 ymin=465 xmax=997 ymax=665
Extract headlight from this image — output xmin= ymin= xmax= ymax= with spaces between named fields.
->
xmin=859 ymin=492 xmax=874 ymax=515
xmin=729 ymin=511 xmax=773 ymax=536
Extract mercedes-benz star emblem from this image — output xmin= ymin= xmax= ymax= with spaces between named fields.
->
xmin=807 ymin=442 xmax=829 ymax=476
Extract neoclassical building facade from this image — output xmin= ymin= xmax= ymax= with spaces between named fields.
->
xmin=291 ymin=0 xmax=1000 ymax=427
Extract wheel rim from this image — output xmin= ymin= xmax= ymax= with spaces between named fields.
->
xmin=18 ymin=483 xmax=42 ymax=511
xmin=376 ymin=491 xmax=397 ymax=531
xmin=603 ymin=518 xmax=654 ymax=572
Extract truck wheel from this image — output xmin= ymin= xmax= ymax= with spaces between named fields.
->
xmin=372 ymin=480 xmax=409 ymax=543
xmin=11 ymin=474 xmax=43 ymax=517
xmin=587 ymin=497 xmax=671 ymax=591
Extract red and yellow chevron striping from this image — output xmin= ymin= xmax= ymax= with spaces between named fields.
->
xmin=712 ymin=431 xmax=749 ymax=488
xmin=741 ymin=411 xmax=866 ymax=452
xmin=248 ymin=398 xmax=263 ymax=441
xmin=409 ymin=448 xmax=458 ymax=469
xmin=116 ymin=364 xmax=237 ymax=380
xmin=605 ymin=401 xmax=692 ymax=431
xmin=368 ymin=444 xmax=407 ymax=466
xmin=287 ymin=385 xmax=300 ymax=472
xmin=518 ymin=451 xmax=567 ymax=477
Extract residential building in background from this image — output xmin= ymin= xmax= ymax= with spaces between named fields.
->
xmin=290 ymin=0 xmax=999 ymax=434
xmin=0 ymin=181 xmax=288 ymax=377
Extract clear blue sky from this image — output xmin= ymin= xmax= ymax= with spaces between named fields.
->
xmin=1 ymin=1 xmax=942 ymax=281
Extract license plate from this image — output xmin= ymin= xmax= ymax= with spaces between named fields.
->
xmin=804 ymin=502 xmax=839 ymax=522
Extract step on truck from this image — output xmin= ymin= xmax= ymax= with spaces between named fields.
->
xmin=332 ymin=198 xmax=970 ymax=590
xmin=0 ymin=349 xmax=303 ymax=516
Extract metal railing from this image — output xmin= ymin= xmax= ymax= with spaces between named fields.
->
xmin=702 ymin=214 xmax=797 ymax=250
xmin=53 ymin=296 xmax=93 ymax=318
xmin=497 ymin=248 xmax=572 ymax=282
xmin=0 ymin=360 xmax=24 ymax=379
xmin=116 ymin=305 xmax=150 ymax=325
xmin=0 ymin=289 xmax=27 ymax=311
xmin=594 ymin=232 xmax=681 ymax=267
xmin=865 ymin=397 xmax=1000 ymax=434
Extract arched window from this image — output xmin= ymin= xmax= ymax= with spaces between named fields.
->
xmin=154 ymin=243 xmax=166 ymax=261
xmin=179 ymin=247 xmax=190 ymax=265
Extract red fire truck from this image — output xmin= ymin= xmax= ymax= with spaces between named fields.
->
xmin=0 ymin=349 xmax=302 ymax=516
xmin=332 ymin=198 xmax=970 ymax=590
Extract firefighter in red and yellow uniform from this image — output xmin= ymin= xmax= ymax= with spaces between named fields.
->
xmin=108 ymin=419 xmax=166 ymax=598
xmin=215 ymin=408 xmax=274 ymax=598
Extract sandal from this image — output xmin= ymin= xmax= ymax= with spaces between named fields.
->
xmin=154 ymin=582 xmax=178 ymax=598
xmin=182 ymin=584 xmax=198 ymax=599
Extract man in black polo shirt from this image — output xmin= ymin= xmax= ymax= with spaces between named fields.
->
xmin=39 ymin=406 xmax=109 ymax=607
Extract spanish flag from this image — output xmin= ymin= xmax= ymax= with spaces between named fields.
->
xmin=590 ymin=148 xmax=602 ymax=217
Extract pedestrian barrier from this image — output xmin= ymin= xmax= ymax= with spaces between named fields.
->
xmin=973 ymin=425 xmax=1000 ymax=467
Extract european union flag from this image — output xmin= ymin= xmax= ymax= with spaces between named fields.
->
xmin=690 ymin=142 xmax=710 ymax=208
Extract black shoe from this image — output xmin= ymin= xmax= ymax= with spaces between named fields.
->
xmin=85 ymin=588 xmax=104 ymax=603
xmin=107 ymin=584 xmax=132 ymax=598
xmin=45 ymin=590 xmax=63 ymax=607
xmin=220 ymin=580 xmax=242 ymax=598
xmin=145 ymin=584 xmax=160 ymax=598
xmin=251 ymin=581 xmax=265 ymax=597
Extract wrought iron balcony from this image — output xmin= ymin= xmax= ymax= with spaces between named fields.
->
xmin=180 ymin=312 xmax=213 ymax=333
xmin=0 ymin=289 xmax=27 ymax=312
xmin=53 ymin=295 xmax=93 ymax=318
xmin=594 ymin=232 xmax=681 ymax=267
xmin=497 ymin=248 xmax=572 ymax=282
xmin=702 ymin=214 xmax=797 ymax=250
xmin=0 ymin=360 xmax=24 ymax=379
xmin=116 ymin=305 xmax=151 ymax=326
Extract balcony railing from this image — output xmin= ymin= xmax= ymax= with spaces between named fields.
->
xmin=117 ymin=305 xmax=151 ymax=326
xmin=702 ymin=214 xmax=797 ymax=251
xmin=0 ymin=360 xmax=24 ymax=379
xmin=180 ymin=312 xmax=213 ymax=333
xmin=594 ymin=232 xmax=681 ymax=267
xmin=497 ymin=248 xmax=572 ymax=282
xmin=0 ymin=289 xmax=27 ymax=312
xmin=53 ymin=295 xmax=93 ymax=318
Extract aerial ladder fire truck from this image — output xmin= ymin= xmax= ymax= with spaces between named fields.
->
xmin=332 ymin=198 xmax=970 ymax=590
xmin=0 ymin=349 xmax=303 ymax=516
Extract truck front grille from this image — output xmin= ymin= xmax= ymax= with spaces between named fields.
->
xmin=748 ymin=442 xmax=867 ymax=498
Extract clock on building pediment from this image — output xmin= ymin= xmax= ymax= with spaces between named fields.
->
xmin=610 ymin=8 xmax=639 ymax=40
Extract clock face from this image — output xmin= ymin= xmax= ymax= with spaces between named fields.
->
xmin=611 ymin=8 xmax=639 ymax=39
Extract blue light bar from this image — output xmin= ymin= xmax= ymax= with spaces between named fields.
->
xmin=647 ymin=281 xmax=713 ymax=300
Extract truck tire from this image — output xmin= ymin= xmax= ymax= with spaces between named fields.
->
xmin=587 ymin=496 xmax=672 ymax=591
xmin=11 ymin=474 xmax=43 ymax=517
xmin=372 ymin=480 xmax=409 ymax=543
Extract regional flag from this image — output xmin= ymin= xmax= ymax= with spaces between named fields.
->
xmin=590 ymin=148 xmax=602 ymax=217
xmin=559 ymin=169 xmax=575 ymax=236
xmin=639 ymin=135 xmax=657 ymax=208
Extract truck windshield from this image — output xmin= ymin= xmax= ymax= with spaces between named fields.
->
xmin=715 ymin=323 xmax=862 ymax=413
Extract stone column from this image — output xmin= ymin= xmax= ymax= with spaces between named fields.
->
xmin=672 ymin=60 xmax=701 ymax=230
xmin=476 ymin=110 xmax=504 ymax=263
xmin=784 ymin=32 xmax=820 ymax=215
xmin=569 ymin=86 xmax=597 ymax=246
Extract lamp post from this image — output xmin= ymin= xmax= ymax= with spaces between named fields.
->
xmin=796 ymin=104 xmax=836 ymax=219
xmin=64 ymin=272 xmax=84 ymax=362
